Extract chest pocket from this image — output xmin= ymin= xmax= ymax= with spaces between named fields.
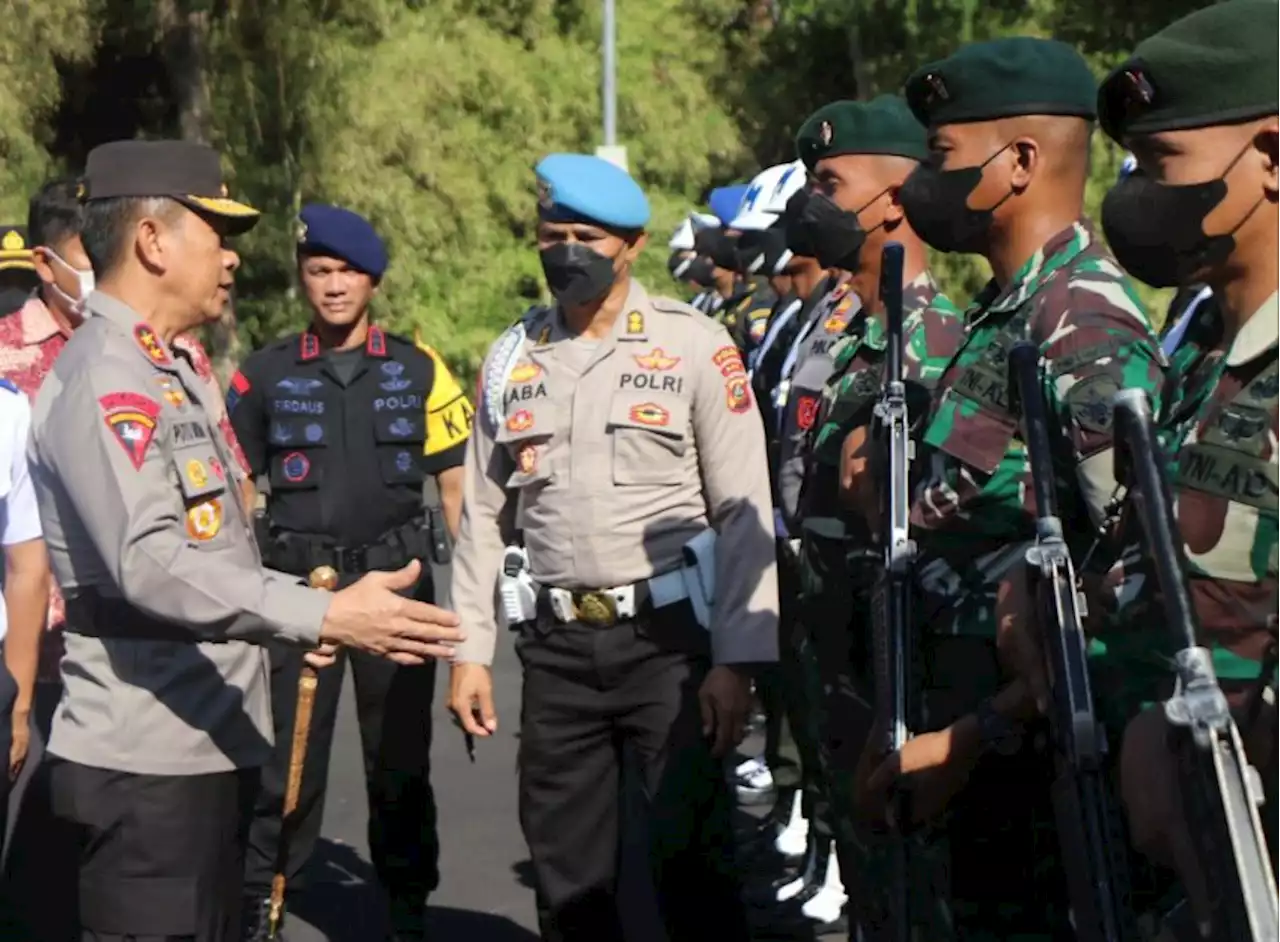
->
xmin=372 ymin=381 xmax=428 ymax=487
xmin=927 ymin=319 xmax=1026 ymax=476
xmin=265 ymin=393 xmax=330 ymax=491
xmin=172 ymin=440 xmax=233 ymax=548
xmin=1169 ymin=360 xmax=1279 ymax=585
xmin=608 ymin=390 xmax=691 ymax=486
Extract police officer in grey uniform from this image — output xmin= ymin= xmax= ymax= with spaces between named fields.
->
xmin=26 ymin=139 xmax=464 ymax=942
xmin=448 ymin=153 xmax=780 ymax=942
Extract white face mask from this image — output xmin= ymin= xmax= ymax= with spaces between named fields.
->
xmin=46 ymin=249 xmax=94 ymax=314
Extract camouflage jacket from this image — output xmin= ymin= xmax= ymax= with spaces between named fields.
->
xmin=911 ymin=220 xmax=1164 ymax=637
xmin=811 ymin=270 xmax=966 ymax=471
xmin=1099 ymin=291 xmax=1278 ymax=689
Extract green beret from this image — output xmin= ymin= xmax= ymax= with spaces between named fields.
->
xmin=795 ymin=95 xmax=929 ymax=171
xmin=1098 ymin=0 xmax=1279 ymax=142
xmin=905 ymin=37 xmax=1098 ymax=127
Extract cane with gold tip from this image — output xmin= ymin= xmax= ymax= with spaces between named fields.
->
xmin=267 ymin=564 xmax=338 ymax=939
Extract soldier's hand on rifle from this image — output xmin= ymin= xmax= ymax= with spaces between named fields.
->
xmin=862 ymin=722 xmax=982 ymax=827
xmin=1120 ymin=708 xmax=1213 ymax=931
xmin=995 ymin=570 xmax=1049 ymax=714
xmin=838 ymin=425 xmax=879 ymax=529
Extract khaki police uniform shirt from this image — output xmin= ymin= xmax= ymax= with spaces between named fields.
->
xmin=451 ymin=280 xmax=779 ymax=667
xmin=28 ymin=291 xmax=330 ymax=776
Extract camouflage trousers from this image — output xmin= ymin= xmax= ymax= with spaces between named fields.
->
xmin=795 ymin=531 xmax=873 ymax=930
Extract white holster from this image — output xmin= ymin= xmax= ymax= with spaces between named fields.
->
xmin=497 ymin=545 xmax=539 ymax=630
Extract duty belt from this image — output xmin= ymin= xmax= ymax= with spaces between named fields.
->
xmin=265 ymin=518 xmax=430 ymax=575
xmin=539 ymin=569 xmax=689 ymax=628
xmin=64 ymin=590 xmax=202 ymax=642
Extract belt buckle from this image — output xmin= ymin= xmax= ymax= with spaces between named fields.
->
xmin=336 ymin=546 xmax=365 ymax=573
xmin=574 ymin=591 xmax=617 ymax=628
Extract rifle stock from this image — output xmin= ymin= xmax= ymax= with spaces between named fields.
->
xmin=1009 ymin=341 xmax=1134 ymax=941
xmin=1112 ymin=388 xmax=1278 ymax=942
xmin=871 ymin=241 xmax=914 ymax=941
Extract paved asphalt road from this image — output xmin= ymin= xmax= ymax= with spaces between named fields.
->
xmin=286 ymin=634 xmax=541 ymax=942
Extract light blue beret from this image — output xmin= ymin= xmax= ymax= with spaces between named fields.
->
xmin=534 ymin=153 xmax=650 ymax=230
xmin=297 ymin=203 xmax=388 ymax=281
xmin=709 ymin=185 xmax=749 ymax=226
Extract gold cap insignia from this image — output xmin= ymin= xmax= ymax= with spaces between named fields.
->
xmin=536 ymin=178 xmax=553 ymax=210
xmin=818 ymin=120 xmax=833 ymax=147
xmin=75 ymin=181 xmax=87 ymax=200
xmin=296 ymin=220 xmax=308 ymax=243
xmin=1 ymin=230 xmax=24 ymax=252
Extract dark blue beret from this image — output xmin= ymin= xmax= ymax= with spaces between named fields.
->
xmin=535 ymin=154 xmax=650 ymax=230
xmin=296 ymin=203 xmax=388 ymax=281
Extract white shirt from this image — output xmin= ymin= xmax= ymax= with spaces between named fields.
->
xmin=0 ymin=382 xmax=42 ymax=643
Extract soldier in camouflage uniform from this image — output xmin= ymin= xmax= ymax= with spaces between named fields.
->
xmin=791 ymin=95 xmax=969 ymax=940
xmin=1088 ymin=1 xmax=1278 ymax=930
xmin=848 ymin=38 xmax=1166 ymax=939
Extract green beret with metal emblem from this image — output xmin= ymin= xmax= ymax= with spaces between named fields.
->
xmin=904 ymin=37 xmax=1098 ymax=128
xmin=795 ymin=95 xmax=929 ymax=170
xmin=1098 ymin=0 xmax=1279 ymax=143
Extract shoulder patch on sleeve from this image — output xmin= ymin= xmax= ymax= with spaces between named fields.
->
xmin=98 ymin=391 xmax=161 ymax=470
xmin=421 ymin=342 xmax=475 ymax=456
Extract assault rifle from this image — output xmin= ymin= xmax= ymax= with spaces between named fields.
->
xmin=870 ymin=241 xmax=914 ymax=941
xmin=1112 ymin=388 xmax=1279 ymax=942
xmin=1008 ymin=341 xmax=1134 ymax=941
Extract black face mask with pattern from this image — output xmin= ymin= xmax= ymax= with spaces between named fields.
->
xmin=1101 ymin=143 xmax=1258 ymax=288
xmin=540 ymin=243 xmax=617 ymax=307
xmin=898 ymin=143 xmax=1014 ymax=254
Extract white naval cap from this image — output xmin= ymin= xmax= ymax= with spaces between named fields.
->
xmin=668 ymin=212 xmax=720 ymax=250
xmin=729 ymin=161 xmax=807 ymax=231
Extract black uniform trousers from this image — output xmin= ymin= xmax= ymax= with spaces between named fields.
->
xmin=516 ymin=603 xmax=748 ymax=942
xmin=47 ymin=758 xmax=258 ymax=942
xmin=242 ymin=645 xmax=439 ymax=918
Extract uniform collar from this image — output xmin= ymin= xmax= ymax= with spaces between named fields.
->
xmin=86 ymin=290 xmax=180 ymax=373
xmin=296 ymin=323 xmax=389 ymax=362
xmin=1226 ymin=290 xmax=1279 ymax=367
xmin=981 ymin=220 xmax=1093 ymax=318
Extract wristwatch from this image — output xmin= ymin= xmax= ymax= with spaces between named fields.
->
xmin=974 ymin=698 xmax=1023 ymax=757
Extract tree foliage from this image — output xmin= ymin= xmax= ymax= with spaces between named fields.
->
xmin=2 ymin=0 xmax=1200 ymax=383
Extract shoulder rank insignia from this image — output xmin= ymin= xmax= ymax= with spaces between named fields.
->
xmin=134 ymin=324 xmax=172 ymax=367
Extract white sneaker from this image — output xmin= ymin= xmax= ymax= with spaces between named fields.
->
xmin=775 ymin=872 xmax=808 ymax=903
xmin=801 ymin=842 xmax=848 ymax=923
xmin=774 ymin=790 xmax=808 ymax=858
xmin=734 ymin=755 xmax=765 ymax=779
xmin=735 ymin=763 xmax=774 ymax=803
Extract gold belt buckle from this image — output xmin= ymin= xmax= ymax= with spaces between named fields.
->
xmin=574 ymin=591 xmax=618 ymax=627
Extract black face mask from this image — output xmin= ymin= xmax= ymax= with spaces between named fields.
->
xmin=794 ymin=188 xmax=891 ymax=271
xmin=693 ymin=228 xmax=740 ymax=271
xmin=540 ymin=243 xmax=618 ymax=307
xmin=898 ymin=144 xmax=1013 ymax=254
xmin=670 ymin=253 xmax=716 ymax=287
xmin=736 ymin=228 xmax=790 ymax=276
xmin=782 ymin=189 xmax=818 ymax=260
xmin=1101 ymin=145 xmax=1256 ymax=288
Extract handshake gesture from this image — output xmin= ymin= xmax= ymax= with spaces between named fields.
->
xmin=307 ymin=559 xmax=464 ymax=669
